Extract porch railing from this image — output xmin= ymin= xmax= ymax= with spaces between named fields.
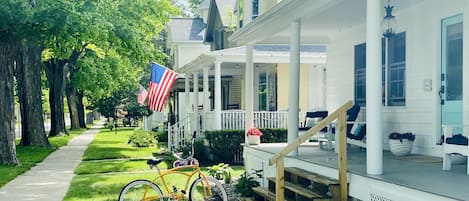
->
xmin=169 ymin=110 xmax=306 ymax=151
xmin=268 ymin=100 xmax=353 ymax=201
xmin=221 ymin=110 xmax=301 ymax=129
xmin=168 ymin=113 xmax=197 ymax=152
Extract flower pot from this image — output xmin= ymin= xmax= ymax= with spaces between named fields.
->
xmin=247 ymin=135 xmax=260 ymax=145
xmin=389 ymin=139 xmax=413 ymax=156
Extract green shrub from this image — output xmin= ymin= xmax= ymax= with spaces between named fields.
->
xmin=193 ymin=139 xmax=208 ymax=163
xmin=205 ymin=129 xmax=286 ymax=163
xmin=205 ymin=130 xmax=244 ymax=163
xmin=259 ymin=128 xmax=287 ymax=143
xmin=235 ymin=170 xmax=261 ymax=197
xmin=155 ymin=131 xmax=168 ymax=142
xmin=128 ymin=130 xmax=157 ymax=147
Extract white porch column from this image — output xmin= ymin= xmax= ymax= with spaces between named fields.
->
xmin=288 ymin=19 xmax=301 ymax=156
xmin=185 ymin=76 xmax=191 ymax=119
xmin=214 ymin=61 xmax=222 ymax=129
xmin=366 ymin=0 xmax=383 ymax=175
xmin=203 ymin=67 xmax=210 ymax=112
xmin=193 ymin=72 xmax=200 ymax=135
xmin=245 ymin=44 xmax=254 ymax=144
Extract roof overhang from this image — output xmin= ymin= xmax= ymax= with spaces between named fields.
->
xmin=177 ymin=45 xmax=327 ymax=74
xmin=230 ymin=0 xmax=422 ymax=46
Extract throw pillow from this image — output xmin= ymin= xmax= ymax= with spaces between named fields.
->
xmin=351 ymin=123 xmax=363 ymax=136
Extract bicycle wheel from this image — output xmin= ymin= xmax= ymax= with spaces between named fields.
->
xmin=189 ymin=177 xmax=228 ymax=201
xmin=118 ymin=179 xmax=164 ymax=201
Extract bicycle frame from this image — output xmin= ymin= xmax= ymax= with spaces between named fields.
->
xmin=144 ymin=164 xmax=213 ymax=200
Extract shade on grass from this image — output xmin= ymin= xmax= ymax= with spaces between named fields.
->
xmin=0 ymin=128 xmax=87 ymax=187
xmin=64 ymin=166 xmax=245 ymax=201
xmin=75 ymin=159 xmax=170 ymax=175
xmin=82 ymin=128 xmax=160 ymax=161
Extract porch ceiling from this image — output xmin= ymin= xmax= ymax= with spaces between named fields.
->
xmin=177 ymin=45 xmax=327 ymax=74
xmin=230 ymin=0 xmax=423 ymax=45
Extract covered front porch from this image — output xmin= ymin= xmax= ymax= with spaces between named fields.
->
xmin=245 ymin=143 xmax=467 ymax=201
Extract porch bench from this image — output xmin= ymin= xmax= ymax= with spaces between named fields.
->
xmin=442 ymin=132 xmax=469 ymax=175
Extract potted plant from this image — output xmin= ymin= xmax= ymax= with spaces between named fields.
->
xmin=388 ymin=132 xmax=415 ymax=156
xmin=246 ymin=128 xmax=262 ymax=145
xmin=207 ymin=163 xmax=233 ymax=184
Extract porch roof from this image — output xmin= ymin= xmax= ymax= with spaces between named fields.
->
xmin=229 ymin=0 xmax=422 ymax=45
xmin=177 ymin=45 xmax=327 ymax=74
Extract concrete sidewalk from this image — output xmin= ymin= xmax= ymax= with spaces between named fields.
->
xmin=0 ymin=122 xmax=104 ymax=201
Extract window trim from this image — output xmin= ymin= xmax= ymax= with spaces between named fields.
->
xmin=354 ymin=31 xmax=406 ymax=107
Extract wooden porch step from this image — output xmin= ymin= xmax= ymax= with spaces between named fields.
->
xmin=253 ymin=187 xmax=330 ymax=201
xmin=267 ymin=177 xmax=331 ymax=200
xmin=285 ymin=167 xmax=340 ymax=186
xmin=252 ymin=187 xmax=277 ymax=201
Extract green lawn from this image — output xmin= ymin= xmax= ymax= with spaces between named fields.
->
xmin=65 ymin=127 xmax=245 ymax=201
xmin=82 ymin=128 xmax=161 ymax=161
xmin=0 ymin=128 xmax=88 ymax=187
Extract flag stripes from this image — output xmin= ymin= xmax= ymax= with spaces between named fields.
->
xmin=137 ymin=84 xmax=148 ymax=105
xmin=147 ymin=63 xmax=177 ymax=111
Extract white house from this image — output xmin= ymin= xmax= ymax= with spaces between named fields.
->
xmin=229 ymin=0 xmax=469 ymax=200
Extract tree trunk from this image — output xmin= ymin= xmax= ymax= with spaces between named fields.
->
xmin=16 ymin=40 xmax=50 ymax=147
xmin=77 ymin=91 xmax=86 ymax=128
xmin=0 ymin=36 xmax=19 ymax=165
xmin=65 ymin=79 xmax=80 ymax=130
xmin=44 ymin=60 xmax=67 ymax=136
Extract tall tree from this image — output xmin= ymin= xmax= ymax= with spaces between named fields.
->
xmin=16 ymin=40 xmax=50 ymax=147
xmin=0 ymin=35 xmax=20 ymax=165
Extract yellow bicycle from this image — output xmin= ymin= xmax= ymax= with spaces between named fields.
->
xmin=118 ymin=136 xmax=228 ymax=201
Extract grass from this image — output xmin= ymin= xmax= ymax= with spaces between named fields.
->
xmin=82 ymin=128 xmax=161 ymax=161
xmin=0 ymin=127 xmax=89 ymax=187
xmin=64 ymin=127 xmax=245 ymax=201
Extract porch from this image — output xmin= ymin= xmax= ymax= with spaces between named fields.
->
xmin=168 ymin=110 xmax=304 ymax=151
xmin=244 ymin=143 xmax=467 ymax=201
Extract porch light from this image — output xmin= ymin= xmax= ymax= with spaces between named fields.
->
xmin=382 ymin=0 xmax=396 ymax=38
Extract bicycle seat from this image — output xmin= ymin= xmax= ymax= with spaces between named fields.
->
xmin=147 ymin=158 xmax=164 ymax=166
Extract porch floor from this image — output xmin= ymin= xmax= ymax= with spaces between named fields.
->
xmin=249 ymin=143 xmax=469 ymax=201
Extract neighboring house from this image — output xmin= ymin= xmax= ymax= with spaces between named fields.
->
xmin=166 ymin=0 xmax=328 ymax=150
xmin=230 ymin=0 xmax=469 ymax=200
xmin=205 ymin=0 xmax=237 ymax=50
xmin=166 ymin=17 xmax=210 ymax=122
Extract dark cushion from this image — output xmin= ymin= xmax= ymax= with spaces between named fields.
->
xmin=446 ymin=134 xmax=468 ymax=145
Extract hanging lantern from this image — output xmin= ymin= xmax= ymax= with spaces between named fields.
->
xmin=382 ymin=0 xmax=396 ymax=38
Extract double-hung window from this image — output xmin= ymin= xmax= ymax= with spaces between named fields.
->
xmin=354 ymin=32 xmax=406 ymax=107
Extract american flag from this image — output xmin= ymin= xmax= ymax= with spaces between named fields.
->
xmin=137 ymin=84 xmax=148 ymax=105
xmin=147 ymin=63 xmax=177 ymax=111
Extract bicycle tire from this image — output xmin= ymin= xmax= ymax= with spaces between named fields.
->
xmin=189 ymin=177 xmax=228 ymax=201
xmin=118 ymin=179 xmax=164 ymax=201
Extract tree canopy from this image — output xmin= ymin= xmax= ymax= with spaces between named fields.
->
xmin=0 ymin=0 xmax=179 ymax=164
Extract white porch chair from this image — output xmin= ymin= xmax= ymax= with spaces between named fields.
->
xmin=442 ymin=125 xmax=469 ymax=175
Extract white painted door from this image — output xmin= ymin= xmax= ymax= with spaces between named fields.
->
xmin=440 ymin=14 xmax=463 ymax=134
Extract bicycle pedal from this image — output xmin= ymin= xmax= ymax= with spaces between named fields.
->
xmin=181 ymin=190 xmax=186 ymax=194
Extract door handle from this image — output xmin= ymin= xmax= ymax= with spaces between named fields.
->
xmin=439 ymin=86 xmax=445 ymax=105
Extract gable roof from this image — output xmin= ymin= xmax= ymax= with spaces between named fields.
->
xmin=215 ymin=0 xmax=237 ymax=26
xmin=168 ymin=18 xmax=206 ymax=42
xmin=205 ymin=0 xmax=236 ymax=43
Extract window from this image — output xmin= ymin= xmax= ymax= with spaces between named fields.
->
xmin=252 ymin=0 xmax=259 ymax=19
xmin=257 ymin=64 xmax=277 ymax=111
xmin=387 ymin=32 xmax=406 ymax=106
xmin=354 ymin=32 xmax=406 ymax=107
xmin=354 ymin=43 xmax=366 ymax=107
